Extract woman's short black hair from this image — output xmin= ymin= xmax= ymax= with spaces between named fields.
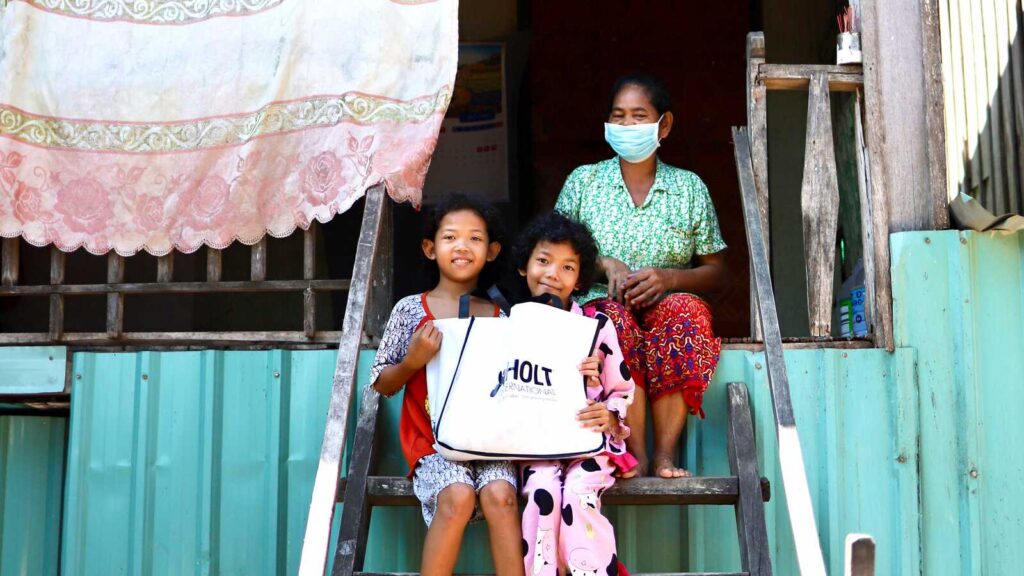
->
xmin=507 ymin=211 xmax=599 ymax=302
xmin=422 ymin=194 xmax=505 ymax=291
xmin=609 ymin=72 xmax=673 ymax=116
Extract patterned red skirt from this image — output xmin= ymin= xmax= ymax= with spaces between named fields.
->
xmin=584 ymin=293 xmax=721 ymax=418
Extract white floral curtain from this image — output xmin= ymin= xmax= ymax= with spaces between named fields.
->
xmin=0 ymin=0 xmax=457 ymax=255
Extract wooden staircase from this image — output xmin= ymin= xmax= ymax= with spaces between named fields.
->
xmin=299 ymin=31 xmax=879 ymax=576
xmin=332 ymin=381 xmax=773 ymax=576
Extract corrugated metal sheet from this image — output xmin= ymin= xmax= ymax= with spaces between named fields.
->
xmin=0 ymin=346 xmax=66 ymax=394
xmin=685 ymin=348 xmax=919 ymax=575
xmin=0 ymin=415 xmax=66 ymax=576
xmin=61 ymin=349 xmax=340 ymax=576
xmin=939 ymin=0 xmax=1024 ymax=214
xmin=892 ymin=229 xmax=1024 ymax=575
xmin=36 ymin=230 xmax=1023 ymax=575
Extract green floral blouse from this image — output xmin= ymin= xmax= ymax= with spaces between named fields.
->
xmin=555 ymin=157 xmax=727 ymax=304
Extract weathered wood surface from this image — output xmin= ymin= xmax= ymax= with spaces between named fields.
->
xmin=366 ymin=198 xmax=393 ymax=341
xmin=347 ymin=476 xmax=764 ymax=507
xmin=157 ymin=254 xmax=174 ymax=283
xmin=800 ymin=72 xmax=841 ymax=338
xmin=845 ymin=534 xmax=876 ymax=576
xmin=0 ymin=279 xmax=350 ymax=295
xmin=758 ymin=64 xmax=863 ymax=92
xmin=920 ymin=0 xmax=950 ymax=226
xmin=352 ymin=569 xmax=745 ymax=573
xmin=0 ymin=330 xmax=342 ymax=345
xmin=251 ymin=238 xmax=267 ymax=282
xmin=2 ymin=237 xmax=18 ymax=286
xmin=861 ymin=0 xmax=947 ymax=232
xmin=106 ymin=254 xmax=125 ymax=338
xmin=299 ymin=184 xmax=388 ymax=576
xmin=48 ymin=248 xmax=65 ymax=341
xmin=734 ymin=127 xmax=826 ymax=576
xmin=727 ymin=383 xmax=772 ymax=576
xmin=206 ymin=248 xmax=222 ymax=282
xmin=747 ymin=32 xmax=769 ymax=341
xmin=333 ymin=387 xmax=382 ymax=576
xmin=853 ymin=91 xmax=878 ymax=341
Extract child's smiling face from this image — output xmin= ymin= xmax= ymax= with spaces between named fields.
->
xmin=520 ymin=240 xmax=580 ymax=309
xmin=422 ymin=209 xmax=499 ymax=285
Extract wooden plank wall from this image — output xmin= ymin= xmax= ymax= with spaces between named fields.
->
xmin=939 ymin=0 xmax=1024 ymax=215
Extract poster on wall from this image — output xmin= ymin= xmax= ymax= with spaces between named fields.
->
xmin=422 ymin=43 xmax=509 ymax=203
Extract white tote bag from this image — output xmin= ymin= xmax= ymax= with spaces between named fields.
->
xmin=426 ymin=301 xmax=605 ymax=461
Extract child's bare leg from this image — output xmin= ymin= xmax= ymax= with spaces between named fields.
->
xmin=421 ymin=483 xmax=476 ymax=576
xmin=479 ymin=480 xmax=525 ymax=576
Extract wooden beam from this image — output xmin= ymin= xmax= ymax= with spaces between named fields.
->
xmin=366 ymin=197 xmax=393 ymax=341
xmin=800 ymin=73 xmax=841 ymax=338
xmin=304 ymin=226 xmax=317 ymax=338
xmin=106 ymin=253 xmax=125 ymax=338
xmin=0 ymin=279 xmax=350 ymax=296
xmin=854 ymin=91 xmax=878 ymax=338
xmin=349 ymin=476 xmax=750 ymax=507
xmin=727 ymin=383 xmax=772 ymax=576
xmin=2 ymin=238 xmax=19 ymax=286
xmin=734 ymin=127 xmax=827 ymax=575
xmin=251 ymin=238 xmax=267 ymax=282
xmin=0 ymin=330 xmax=342 ymax=346
xmin=207 ymin=248 xmax=222 ymax=282
xmin=333 ymin=386 xmax=382 ymax=576
xmin=920 ymin=0 xmax=950 ymax=227
xmin=747 ymin=32 xmax=769 ymax=341
xmin=759 ymin=64 xmax=863 ymax=92
xmin=157 ymin=254 xmax=174 ymax=283
xmin=300 ymin=184 xmax=388 ymax=576
xmin=861 ymin=0 xmax=947 ymax=231
xmin=48 ymin=248 xmax=65 ymax=341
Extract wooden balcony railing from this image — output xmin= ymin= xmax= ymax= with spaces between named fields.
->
xmin=745 ymin=32 xmax=893 ymax=350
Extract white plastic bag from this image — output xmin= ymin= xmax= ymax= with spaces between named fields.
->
xmin=426 ymin=302 xmax=605 ymax=460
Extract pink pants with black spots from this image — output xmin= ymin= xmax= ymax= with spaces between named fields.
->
xmin=520 ymin=456 xmax=620 ymax=576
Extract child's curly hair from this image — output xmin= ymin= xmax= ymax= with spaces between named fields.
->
xmin=421 ymin=194 xmax=505 ymax=292
xmin=507 ymin=211 xmax=599 ymax=302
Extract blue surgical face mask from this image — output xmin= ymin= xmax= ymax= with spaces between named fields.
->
xmin=604 ymin=115 xmax=664 ymax=163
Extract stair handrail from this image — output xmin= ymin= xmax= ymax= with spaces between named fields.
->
xmin=299 ymin=184 xmax=389 ymax=576
xmin=733 ymin=127 xmax=828 ymax=576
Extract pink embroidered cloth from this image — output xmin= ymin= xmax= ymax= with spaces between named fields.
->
xmin=0 ymin=0 xmax=456 ymax=255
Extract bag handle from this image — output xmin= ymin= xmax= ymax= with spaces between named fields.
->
xmin=458 ymin=293 xmax=472 ymax=318
xmin=487 ymin=285 xmax=512 ymax=316
xmin=532 ymin=293 xmax=565 ymax=310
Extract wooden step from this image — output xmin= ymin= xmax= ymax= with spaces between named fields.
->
xmin=339 ymin=476 xmax=769 ymax=506
xmin=356 ymin=572 xmax=749 ymax=576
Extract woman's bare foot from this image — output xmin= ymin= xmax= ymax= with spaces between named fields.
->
xmin=652 ymin=454 xmax=690 ymax=478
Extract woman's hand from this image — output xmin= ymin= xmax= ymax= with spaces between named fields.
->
xmin=579 ymin=355 xmax=602 ymax=387
xmin=601 ymin=257 xmax=632 ymax=303
xmin=403 ymin=321 xmax=442 ymax=370
xmin=576 ymin=400 xmax=619 ymax=434
xmin=623 ymin=267 xmax=668 ymax=309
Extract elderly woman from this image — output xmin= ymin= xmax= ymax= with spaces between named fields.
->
xmin=555 ymin=73 xmax=727 ymax=478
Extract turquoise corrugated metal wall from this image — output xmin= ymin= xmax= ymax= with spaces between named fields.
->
xmin=61 ymin=350 xmax=340 ymax=576
xmin=892 ymin=230 xmax=1024 ymax=576
xmin=4 ymin=229 xmax=1022 ymax=575
xmin=0 ymin=415 xmax=66 ymax=576
xmin=685 ymin=348 xmax=919 ymax=575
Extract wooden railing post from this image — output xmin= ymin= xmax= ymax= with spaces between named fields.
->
xmin=251 ymin=238 xmax=267 ymax=282
xmin=299 ymin=185 xmax=388 ymax=576
xmin=49 ymin=248 xmax=65 ymax=341
xmin=2 ymin=238 xmax=19 ymax=287
xmin=106 ymin=254 xmax=125 ymax=338
xmin=734 ymin=127 xmax=827 ymax=575
xmin=304 ymin=225 xmax=318 ymax=339
xmin=747 ymin=32 xmax=770 ymax=341
xmin=800 ymin=72 xmax=841 ymax=338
